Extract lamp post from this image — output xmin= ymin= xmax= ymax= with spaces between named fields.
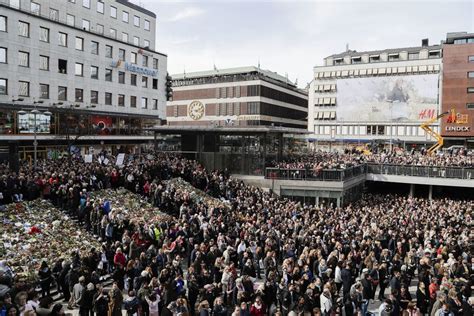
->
xmin=386 ymin=99 xmax=400 ymax=152
xmin=18 ymin=101 xmax=52 ymax=169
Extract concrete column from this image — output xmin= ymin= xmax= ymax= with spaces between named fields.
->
xmin=336 ymin=197 xmax=341 ymax=208
xmin=409 ymin=184 xmax=415 ymax=197
xmin=428 ymin=185 xmax=433 ymax=200
xmin=316 ymin=196 xmax=320 ymax=207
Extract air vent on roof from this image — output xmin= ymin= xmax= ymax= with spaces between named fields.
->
xmin=422 ymin=38 xmax=429 ymax=47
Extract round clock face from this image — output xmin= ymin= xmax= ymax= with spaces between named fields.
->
xmin=188 ymin=101 xmax=205 ymax=120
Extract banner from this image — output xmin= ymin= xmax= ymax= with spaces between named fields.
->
xmin=91 ymin=116 xmax=113 ymax=135
xmin=116 ymin=153 xmax=125 ymax=166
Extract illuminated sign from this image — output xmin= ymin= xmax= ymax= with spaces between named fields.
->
xmin=444 ymin=109 xmax=470 ymax=132
xmin=110 ymin=60 xmax=157 ymax=77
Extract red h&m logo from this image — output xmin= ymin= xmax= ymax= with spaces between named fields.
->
xmin=418 ymin=109 xmax=436 ymax=120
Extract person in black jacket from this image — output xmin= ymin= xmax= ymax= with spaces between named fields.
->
xmin=59 ymin=261 xmax=71 ymax=302
xmin=38 ymin=261 xmax=52 ymax=298
xmin=93 ymin=287 xmax=109 ymax=316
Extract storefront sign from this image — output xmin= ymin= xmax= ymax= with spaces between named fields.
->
xmin=237 ymin=115 xmax=260 ymax=121
xmin=445 ymin=126 xmax=470 ymax=132
xmin=110 ymin=60 xmax=157 ymax=77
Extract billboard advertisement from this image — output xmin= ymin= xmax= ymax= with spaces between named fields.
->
xmin=336 ymin=74 xmax=439 ymax=122
xmin=18 ymin=113 xmax=51 ymax=133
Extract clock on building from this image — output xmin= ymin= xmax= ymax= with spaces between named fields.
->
xmin=188 ymin=101 xmax=205 ymax=120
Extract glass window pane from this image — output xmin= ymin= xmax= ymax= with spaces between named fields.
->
xmin=134 ymin=16 xmax=140 ymax=27
xmin=19 ymin=81 xmax=29 ymax=96
xmin=111 ymin=6 xmax=117 ymax=18
xmin=18 ymin=51 xmax=29 ymax=67
xmin=0 ymin=16 xmax=6 ymax=32
xmin=67 ymin=14 xmax=75 ymax=26
xmin=58 ymin=86 xmax=67 ymax=101
xmin=39 ymin=27 xmax=49 ymax=42
xmin=39 ymin=56 xmax=49 ymax=70
xmin=0 ymin=48 xmax=6 ymax=63
xmin=122 ymin=11 xmax=129 ymax=23
xmin=144 ymin=19 xmax=150 ymax=31
xmin=0 ymin=79 xmax=7 ymax=95
xmin=97 ymin=1 xmax=104 ymax=13
xmin=18 ymin=21 xmax=29 ymax=37
xmin=40 ymin=84 xmax=49 ymax=99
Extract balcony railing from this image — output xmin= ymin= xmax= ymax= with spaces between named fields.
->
xmin=265 ymin=165 xmax=367 ymax=182
xmin=264 ymin=164 xmax=473 ymax=181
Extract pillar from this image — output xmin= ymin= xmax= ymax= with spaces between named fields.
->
xmin=316 ymin=196 xmax=320 ymax=207
xmin=428 ymin=185 xmax=433 ymax=200
xmin=336 ymin=197 xmax=341 ymax=208
xmin=409 ymin=184 xmax=415 ymax=197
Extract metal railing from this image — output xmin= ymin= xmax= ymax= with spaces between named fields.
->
xmin=265 ymin=165 xmax=367 ymax=182
xmin=366 ymin=163 xmax=473 ymax=180
xmin=265 ymin=164 xmax=473 ymax=181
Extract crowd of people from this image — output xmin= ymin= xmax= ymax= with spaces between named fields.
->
xmin=270 ymin=148 xmax=473 ymax=171
xmin=0 ymin=151 xmax=473 ymax=316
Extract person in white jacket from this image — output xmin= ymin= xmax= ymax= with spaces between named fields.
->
xmin=320 ymin=288 xmax=332 ymax=315
xmin=145 ymin=293 xmax=160 ymax=316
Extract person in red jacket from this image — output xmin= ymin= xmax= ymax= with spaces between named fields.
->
xmin=249 ymin=296 xmax=266 ymax=316
xmin=113 ymin=248 xmax=126 ymax=268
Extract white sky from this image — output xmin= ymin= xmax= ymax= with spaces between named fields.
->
xmin=134 ymin=0 xmax=474 ymax=88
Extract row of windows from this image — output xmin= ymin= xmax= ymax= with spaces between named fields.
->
xmin=315 ymin=84 xmax=336 ymax=93
xmin=0 ymin=48 xmax=158 ymax=88
xmin=315 ymin=64 xmax=441 ymax=79
xmin=315 ymin=125 xmax=438 ymax=137
xmin=315 ymin=98 xmax=336 ymax=106
xmin=9 ymin=18 xmax=155 ymax=60
xmin=453 ymin=38 xmax=474 ymax=45
xmin=0 ymin=79 xmax=158 ymax=110
xmin=333 ymin=51 xmax=441 ymax=66
xmin=67 ymin=0 xmax=151 ymax=30
xmin=314 ymin=111 xmax=336 ymax=120
xmin=1 ymin=5 xmax=151 ymax=48
xmin=216 ymin=103 xmax=241 ymax=116
xmin=216 ymin=86 xmax=242 ymax=99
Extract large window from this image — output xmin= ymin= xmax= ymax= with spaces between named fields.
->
xmin=469 ymin=56 xmax=474 ymax=63
xmin=75 ymin=89 xmax=83 ymax=102
xmin=153 ymin=99 xmax=158 ymax=110
xmin=153 ymin=58 xmax=158 ymax=69
xmin=91 ymin=90 xmax=98 ymax=104
xmin=408 ymin=52 xmax=419 ymax=60
xmin=75 ymin=63 xmax=83 ymax=76
xmin=91 ymin=41 xmax=99 ymax=54
xmin=18 ymin=81 xmax=29 ymax=96
xmin=110 ymin=6 xmax=117 ymax=18
xmin=97 ymin=1 xmax=104 ymax=13
xmin=83 ymin=0 xmax=90 ymax=9
xmin=144 ymin=19 xmax=150 ymax=31
xmin=67 ymin=14 xmax=75 ymax=26
xmin=141 ymin=97 xmax=148 ymax=109
xmin=142 ymin=76 xmax=148 ymax=88
xmin=0 ymin=16 xmax=6 ymax=32
xmin=18 ymin=21 xmax=29 ymax=37
xmin=0 ymin=47 xmax=6 ymax=63
xmin=106 ymin=45 xmax=113 ymax=58
xmin=105 ymin=92 xmax=112 ymax=105
xmin=82 ymin=19 xmax=90 ymax=31
xmin=58 ymin=32 xmax=68 ymax=47
xmin=18 ymin=51 xmax=29 ymax=67
xmin=58 ymin=59 xmax=67 ymax=74
xmin=58 ymin=86 xmax=67 ymax=101
xmin=134 ymin=16 xmax=140 ymax=27
xmin=119 ymin=49 xmax=126 ymax=61
xmin=39 ymin=84 xmax=49 ymax=99
xmin=131 ymin=52 xmax=137 ymax=64
xmin=142 ymin=56 xmax=148 ymax=67
xmin=130 ymin=96 xmax=137 ymax=108
xmin=119 ymin=71 xmax=125 ymax=84
xmin=91 ymin=66 xmax=99 ymax=79
xmin=118 ymin=94 xmax=125 ymax=107
xmin=39 ymin=55 xmax=49 ymax=70
xmin=30 ymin=2 xmax=40 ymax=15
xmin=122 ymin=11 xmax=129 ymax=23
xmin=105 ymin=69 xmax=112 ymax=81
xmin=0 ymin=79 xmax=7 ymax=95
xmin=39 ymin=27 xmax=49 ymax=42
xmin=131 ymin=74 xmax=137 ymax=86
xmin=49 ymin=9 xmax=59 ymax=21
xmin=468 ymin=72 xmax=474 ymax=79
xmin=75 ymin=37 xmax=84 ymax=50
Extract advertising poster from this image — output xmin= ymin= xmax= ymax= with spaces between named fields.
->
xmin=336 ymin=74 xmax=439 ymax=122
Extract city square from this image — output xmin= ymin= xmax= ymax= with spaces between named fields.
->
xmin=0 ymin=1 xmax=473 ymax=316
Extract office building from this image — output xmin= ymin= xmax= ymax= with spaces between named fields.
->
xmin=167 ymin=66 xmax=308 ymax=129
xmin=0 ymin=0 xmax=167 ymax=159
xmin=309 ymin=39 xmax=442 ymax=148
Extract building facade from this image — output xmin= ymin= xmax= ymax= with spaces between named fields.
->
xmin=441 ymin=32 xmax=474 ymax=145
xmin=167 ymin=67 xmax=308 ymax=129
xmin=0 ymin=0 xmax=167 ymax=159
xmin=309 ymin=39 xmax=443 ymax=148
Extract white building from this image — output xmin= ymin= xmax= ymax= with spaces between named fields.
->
xmin=308 ymin=39 xmax=442 ymax=147
xmin=0 ymin=0 xmax=167 ymax=158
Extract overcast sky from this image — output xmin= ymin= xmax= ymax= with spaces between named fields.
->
xmin=134 ymin=0 xmax=473 ymax=88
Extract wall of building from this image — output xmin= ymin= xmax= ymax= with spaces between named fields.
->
xmin=0 ymin=0 xmax=167 ymax=119
xmin=441 ymin=43 xmax=474 ymax=138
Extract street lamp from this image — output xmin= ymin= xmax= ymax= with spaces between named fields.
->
xmin=18 ymin=103 xmax=52 ymax=170
xmin=386 ymin=99 xmax=400 ymax=152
